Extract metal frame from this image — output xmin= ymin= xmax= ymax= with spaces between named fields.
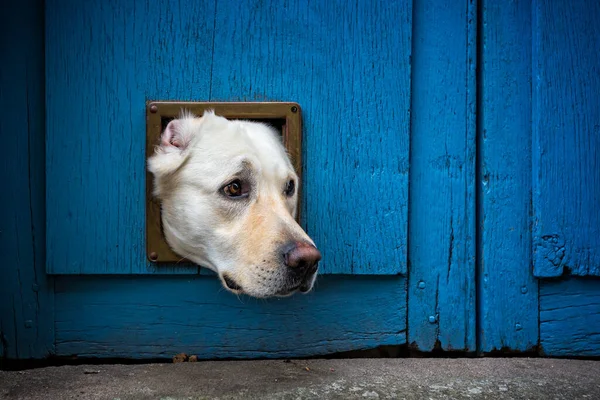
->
xmin=145 ymin=101 xmax=303 ymax=263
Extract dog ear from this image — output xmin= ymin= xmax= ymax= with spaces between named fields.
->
xmin=160 ymin=119 xmax=191 ymax=150
xmin=147 ymin=118 xmax=193 ymax=193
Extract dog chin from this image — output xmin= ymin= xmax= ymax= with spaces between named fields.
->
xmin=220 ymin=272 xmax=317 ymax=299
xmin=274 ymin=273 xmax=318 ymax=297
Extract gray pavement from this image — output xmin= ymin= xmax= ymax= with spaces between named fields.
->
xmin=1 ymin=358 xmax=599 ymax=399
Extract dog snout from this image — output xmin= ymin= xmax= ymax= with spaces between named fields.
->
xmin=283 ymin=241 xmax=321 ymax=275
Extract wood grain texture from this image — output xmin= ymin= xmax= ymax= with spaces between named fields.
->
xmin=407 ymin=0 xmax=476 ymax=351
xmin=54 ymin=276 xmax=407 ymax=358
xmin=45 ymin=0 xmax=218 ymax=274
xmin=478 ymin=0 xmax=538 ymax=352
xmin=46 ymin=0 xmax=411 ymax=275
xmin=0 ymin=0 xmax=54 ymax=359
xmin=532 ymin=0 xmax=600 ymax=278
xmin=540 ymin=279 xmax=600 ymax=357
xmin=207 ymin=0 xmax=412 ymax=274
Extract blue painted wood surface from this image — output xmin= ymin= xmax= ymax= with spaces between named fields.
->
xmin=45 ymin=0 xmax=412 ymax=275
xmin=540 ymin=279 xmax=600 ymax=357
xmin=0 ymin=0 xmax=54 ymax=359
xmin=407 ymin=0 xmax=476 ymax=352
xmin=3 ymin=0 xmax=594 ymax=360
xmin=532 ymin=0 xmax=600 ymax=278
xmin=478 ymin=0 xmax=538 ymax=353
xmin=209 ymin=0 xmax=411 ymax=275
xmin=54 ymin=276 xmax=406 ymax=358
xmin=45 ymin=0 xmax=216 ymax=274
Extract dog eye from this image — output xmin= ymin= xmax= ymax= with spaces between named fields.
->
xmin=223 ymin=179 xmax=248 ymax=198
xmin=284 ymin=179 xmax=295 ymax=197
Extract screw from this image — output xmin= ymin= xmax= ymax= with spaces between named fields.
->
xmin=32 ymin=284 xmax=40 ymax=292
xmin=417 ymin=281 xmax=426 ymax=289
xmin=24 ymin=320 xmax=33 ymax=328
xmin=291 ymin=106 xmax=298 ymax=113
xmin=428 ymin=315 xmax=437 ymax=324
xmin=521 ymin=286 xmax=528 ymax=294
xmin=149 ymin=252 xmax=158 ymax=261
xmin=149 ymin=104 xmax=158 ymax=113
xmin=515 ymin=323 xmax=522 ymax=331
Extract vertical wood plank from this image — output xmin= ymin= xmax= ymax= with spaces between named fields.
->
xmin=478 ymin=0 xmax=539 ymax=352
xmin=0 ymin=0 xmax=54 ymax=359
xmin=532 ymin=0 xmax=600 ymax=277
xmin=408 ymin=0 xmax=477 ymax=351
xmin=209 ymin=0 xmax=412 ymax=275
xmin=45 ymin=0 xmax=218 ymax=274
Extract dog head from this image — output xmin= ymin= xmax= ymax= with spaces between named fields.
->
xmin=148 ymin=110 xmax=321 ymax=298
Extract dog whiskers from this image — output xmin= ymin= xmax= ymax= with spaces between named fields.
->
xmin=175 ymin=252 xmax=193 ymax=264
xmin=234 ymin=291 xmax=245 ymax=304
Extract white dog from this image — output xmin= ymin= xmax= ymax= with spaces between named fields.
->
xmin=148 ymin=110 xmax=321 ymax=298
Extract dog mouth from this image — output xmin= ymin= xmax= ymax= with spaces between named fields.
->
xmin=275 ymin=273 xmax=317 ymax=296
xmin=276 ymin=282 xmax=309 ymax=296
xmin=222 ymin=274 xmax=243 ymax=292
xmin=221 ymin=273 xmax=316 ymax=297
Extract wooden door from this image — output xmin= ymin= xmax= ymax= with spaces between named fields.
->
xmin=2 ymin=0 xmax=476 ymax=359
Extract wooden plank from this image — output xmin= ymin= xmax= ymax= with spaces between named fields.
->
xmin=407 ymin=0 xmax=476 ymax=351
xmin=540 ymin=279 xmax=600 ymax=357
xmin=46 ymin=0 xmax=411 ymax=276
xmin=54 ymin=276 xmax=407 ymax=358
xmin=45 ymin=0 xmax=218 ymax=274
xmin=209 ymin=0 xmax=412 ymax=275
xmin=478 ymin=0 xmax=538 ymax=352
xmin=532 ymin=0 xmax=600 ymax=277
xmin=0 ymin=0 xmax=54 ymax=359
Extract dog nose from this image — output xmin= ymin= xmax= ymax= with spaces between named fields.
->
xmin=284 ymin=242 xmax=322 ymax=274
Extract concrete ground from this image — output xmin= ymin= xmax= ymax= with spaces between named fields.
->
xmin=1 ymin=358 xmax=599 ymax=399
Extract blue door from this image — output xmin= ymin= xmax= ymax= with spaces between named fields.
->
xmin=1 ymin=0 xmax=598 ymax=360
xmin=39 ymin=0 xmax=476 ymax=358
